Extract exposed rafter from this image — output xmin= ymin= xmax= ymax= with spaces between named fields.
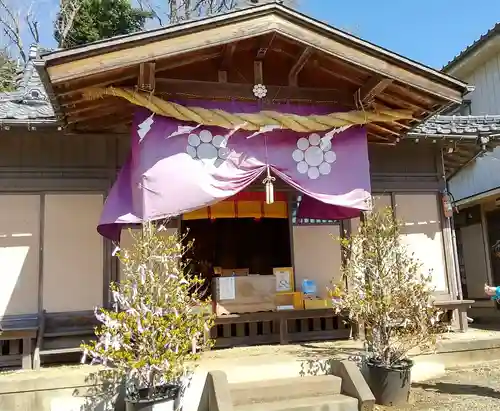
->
xmin=288 ymin=47 xmax=313 ymax=86
xmin=355 ymin=75 xmax=393 ymax=106
xmin=255 ymin=33 xmax=276 ymax=60
xmin=220 ymin=43 xmax=237 ymax=69
xmin=219 ymin=43 xmax=237 ymax=83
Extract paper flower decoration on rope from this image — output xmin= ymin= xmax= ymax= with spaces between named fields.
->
xmin=293 ymin=133 xmax=337 ymax=180
xmin=253 ymin=84 xmax=267 ymax=99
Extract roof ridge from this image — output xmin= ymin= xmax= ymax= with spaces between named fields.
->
xmin=442 ymin=22 xmax=500 ymax=72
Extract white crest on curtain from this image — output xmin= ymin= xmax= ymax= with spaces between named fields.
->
xmin=293 ymin=132 xmax=337 ymax=180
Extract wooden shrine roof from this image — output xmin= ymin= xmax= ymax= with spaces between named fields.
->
xmin=35 ymin=2 xmax=470 ymax=146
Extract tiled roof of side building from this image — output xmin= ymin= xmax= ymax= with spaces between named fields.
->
xmin=0 ymin=46 xmax=55 ymax=124
xmin=412 ymin=115 xmax=500 ymax=136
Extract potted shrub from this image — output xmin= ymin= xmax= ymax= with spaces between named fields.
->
xmin=82 ymin=221 xmax=215 ymax=411
xmin=331 ymin=207 xmax=443 ymax=406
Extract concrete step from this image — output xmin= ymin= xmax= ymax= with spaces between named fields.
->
xmin=230 ymin=375 xmax=342 ymax=406
xmin=234 ymin=394 xmax=358 ymax=411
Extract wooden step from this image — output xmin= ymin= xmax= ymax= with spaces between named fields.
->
xmin=44 ymin=329 xmax=94 ymax=338
xmin=234 ymin=394 xmax=358 ymax=411
xmin=39 ymin=347 xmax=82 ymax=356
xmin=230 ymin=375 xmax=343 ymax=406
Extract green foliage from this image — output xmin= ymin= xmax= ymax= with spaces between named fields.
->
xmin=0 ymin=52 xmax=16 ymax=92
xmin=331 ymin=206 xmax=443 ymax=367
xmin=82 ymin=221 xmax=215 ymax=390
xmin=55 ymin=0 xmax=152 ymax=49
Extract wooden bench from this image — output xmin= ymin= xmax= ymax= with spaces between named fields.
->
xmin=33 ymin=310 xmax=98 ymax=370
xmin=0 ymin=313 xmax=39 ymax=369
xmin=434 ymin=299 xmax=475 ymax=333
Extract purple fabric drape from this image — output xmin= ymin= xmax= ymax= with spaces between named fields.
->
xmin=98 ymin=102 xmax=371 ymax=240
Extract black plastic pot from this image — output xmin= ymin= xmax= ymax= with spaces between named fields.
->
xmin=125 ymin=384 xmax=180 ymax=411
xmin=366 ymin=359 xmax=413 ymax=406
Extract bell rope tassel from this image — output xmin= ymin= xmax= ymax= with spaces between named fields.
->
xmin=263 ymin=166 xmax=276 ymax=205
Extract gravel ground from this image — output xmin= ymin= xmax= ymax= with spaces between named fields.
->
xmin=375 ymin=360 xmax=500 ymax=410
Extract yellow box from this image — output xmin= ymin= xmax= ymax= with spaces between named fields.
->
xmin=275 ymin=292 xmax=303 ymax=310
xmin=304 ymin=299 xmax=332 ymax=310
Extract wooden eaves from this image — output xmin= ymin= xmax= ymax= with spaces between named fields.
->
xmin=35 ymin=2 xmax=470 ymax=144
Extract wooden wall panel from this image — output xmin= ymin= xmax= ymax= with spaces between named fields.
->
xmin=0 ymin=195 xmax=40 ymax=316
xmin=395 ymin=193 xmax=448 ymax=293
xmin=369 ymin=143 xmax=439 ymax=175
xmin=42 ymin=194 xmax=104 ymax=312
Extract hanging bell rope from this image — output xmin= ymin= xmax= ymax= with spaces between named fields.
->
xmin=263 ymin=166 xmax=276 ymax=205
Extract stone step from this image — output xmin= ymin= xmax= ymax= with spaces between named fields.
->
xmin=234 ymin=394 xmax=358 ymax=411
xmin=230 ymin=375 xmax=343 ymax=406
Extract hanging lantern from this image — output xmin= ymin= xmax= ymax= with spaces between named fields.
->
xmin=263 ymin=166 xmax=275 ymax=204
xmin=441 ymin=191 xmax=454 ymax=218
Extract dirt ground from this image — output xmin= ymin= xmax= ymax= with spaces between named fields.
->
xmin=375 ymin=360 xmax=500 ymax=411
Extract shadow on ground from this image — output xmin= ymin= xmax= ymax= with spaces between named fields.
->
xmin=293 ymin=342 xmax=365 ymax=377
xmin=413 ymin=381 xmax=500 ymax=400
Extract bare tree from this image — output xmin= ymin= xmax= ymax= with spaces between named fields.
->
xmin=135 ymin=0 xmax=297 ymax=27
xmin=55 ymin=0 xmax=83 ymax=49
xmin=0 ymin=0 xmax=40 ymax=63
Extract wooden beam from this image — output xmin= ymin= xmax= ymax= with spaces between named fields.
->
xmin=288 ymin=47 xmax=313 ymax=86
xmin=367 ymin=132 xmax=396 ymax=143
xmin=220 ymin=43 xmax=237 ymax=69
xmin=66 ymin=105 xmax=128 ymax=125
xmin=55 ymin=51 xmax=222 ymax=98
xmin=312 ymin=60 xmax=362 ymax=86
xmin=64 ymin=99 xmax=117 ymax=116
xmin=255 ymin=33 xmax=276 ymax=60
xmin=254 ymin=60 xmax=263 ymax=84
xmin=218 ymin=71 xmax=228 ymax=83
xmin=56 ymin=70 xmax=137 ymax=98
xmin=375 ymin=93 xmax=429 ymax=113
xmin=45 ymin=14 xmax=464 ymax=103
xmin=356 ymin=75 xmax=393 ymax=105
xmin=138 ymin=62 xmax=156 ymax=92
xmin=367 ymin=123 xmax=401 ymax=137
xmin=154 ymin=78 xmax=354 ymax=104
xmin=76 ymin=113 xmax=133 ymax=131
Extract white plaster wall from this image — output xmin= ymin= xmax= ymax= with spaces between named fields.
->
xmin=43 ymin=194 xmax=104 ymax=312
xmin=461 ymin=224 xmax=489 ymax=299
xmin=292 ymin=225 xmax=341 ymax=298
xmin=395 ymin=194 xmax=448 ymax=292
xmin=0 ymin=195 xmax=40 ymax=316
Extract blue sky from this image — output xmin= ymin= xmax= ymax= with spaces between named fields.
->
xmin=301 ymin=0 xmax=499 ymax=69
xmin=29 ymin=0 xmax=500 ymax=69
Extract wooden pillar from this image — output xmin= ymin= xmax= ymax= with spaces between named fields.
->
xmin=287 ymin=192 xmax=297 ymax=290
xmin=37 ymin=194 xmax=46 ymax=314
xmin=480 ymin=203 xmax=494 ymax=286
